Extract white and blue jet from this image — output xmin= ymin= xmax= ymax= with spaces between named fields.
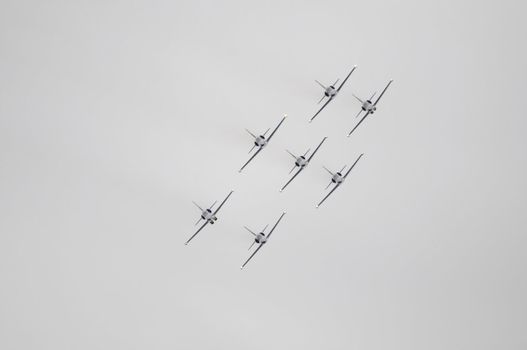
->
xmin=240 ymin=115 xmax=287 ymax=173
xmin=280 ymin=137 xmax=328 ymax=192
xmin=185 ymin=190 xmax=234 ymax=245
xmin=348 ymin=80 xmax=393 ymax=137
xmin=309 ymin=66 xmax=357 ymax=123
xmin=241 ymin=212 xmax=286 ymax=269
xmin=317 ymin=154 xmax=364 ymax=208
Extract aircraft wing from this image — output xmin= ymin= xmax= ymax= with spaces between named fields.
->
xmin=309 ymin=98 xmax=333 ymax=122
xmin=241 ymin=243 xmax=264 ymax=269
xmin=267 ymin=115 xmax=287 ymax=142
xmin=316 ymin=183 xmax=340 ymax=208
xmin=337 ymin=66 xmax=357 ymax=92
xmin=280 ymin=167 xmax=304 ymax=192
xmin=344 ymin=154 xmax=364 ymax=178
xmin=185 ymin=221 xmax=209 ymax=245
xmin=307 ymin=137 xmax=327 ymax=162
xmin=373 ymin=80 xmax=393 ymax=106
xmin=239 ymin=147 xmax=264 ymax=172
xmin=347 ymin=111 xmax=371 ymax=137
xmin=266 ymin=212 xmax=286 ymax=240
xmin=213 ymin=190 xmax=234 ymax=216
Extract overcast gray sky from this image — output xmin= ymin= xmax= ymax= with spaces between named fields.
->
xmin=1 ymin=0 xmax=526 ymax=349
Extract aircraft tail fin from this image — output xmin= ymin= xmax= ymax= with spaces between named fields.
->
xmin=352 ymin=94 xmax=364 ymax=104
xmin=323 ymin=166 xmax=334 ymax=176
xmin=245 ymin=128 xmax=257 ymax=139
xmin=315 ymin=80 xmax=327 ymax=90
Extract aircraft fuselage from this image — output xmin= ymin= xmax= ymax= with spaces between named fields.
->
xmin=255 ymin=233 xmax=267 ymax=244
xmin=201 ymin=209 xmax=217 ymax=223
xmin=332 ymin=172 xmax=344 ymax=184
xmin=254 ymin=135 xmax=268 ymax=147
xmin=295 ymin=155 xmax=308 ymax=168
xmin=325 ymin=86 xmax=337 ymax=98
xmin=361 ymin=100 xmax=376 ymax=113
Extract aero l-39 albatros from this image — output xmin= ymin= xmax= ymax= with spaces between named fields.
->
xmin=241 ymin=212 xmax=286 ymax=269
xmin=347 ymin=80 xmax=393 ymax=137
xmin=184 ymin=190 xmax=234 ymax=245
xmin=239 ymin=115 xmax=287 ymax=173
xmin=280 ymin=137 xmax=327 ymax=192
xmin=317 ymin=154 xmax=363 ymax=208
xmin=309 ymin=66 xmax=357 ymax=123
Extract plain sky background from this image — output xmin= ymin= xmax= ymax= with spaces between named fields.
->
xmin=1 ymin=0 xmax=526 ymax=349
